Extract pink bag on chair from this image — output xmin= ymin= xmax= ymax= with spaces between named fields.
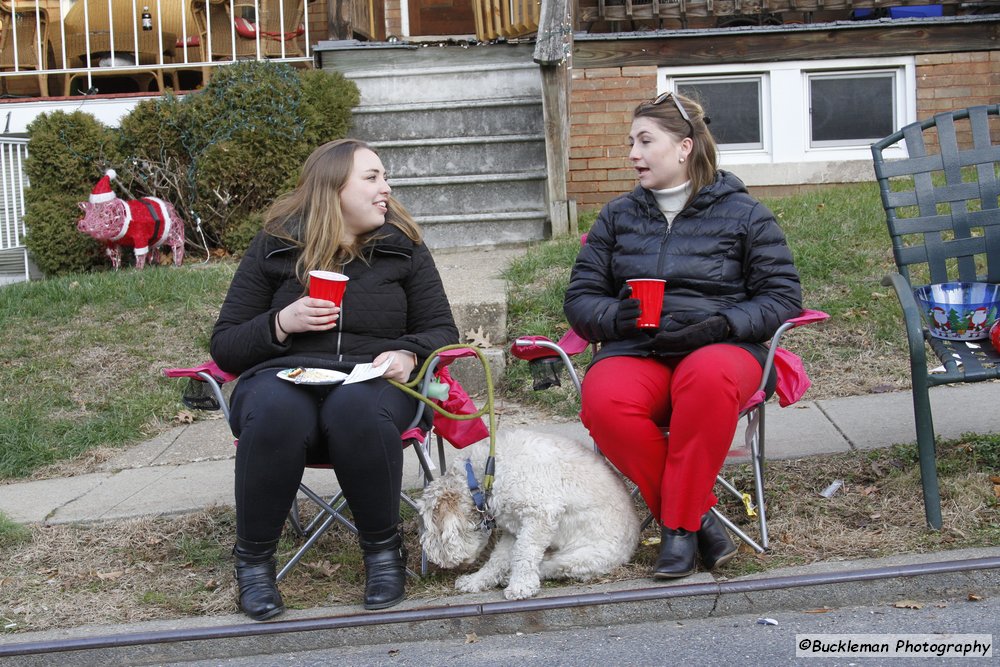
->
xmin=430 ymin=365 xmax=489 ymax=448
xmin=773 ymin=347 xmax=811 ymax=407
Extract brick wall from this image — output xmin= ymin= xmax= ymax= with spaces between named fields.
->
xmin=385 ymin=0 xmax=402 ymax=38
xmin=569 ymin=51 xmax=1000 ymax=212
xmin=915 ymin=51 xmax=1000 ymax=151
xmin=569 ymin=66 xmax=657 ymax=209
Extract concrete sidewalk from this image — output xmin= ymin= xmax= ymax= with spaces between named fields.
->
xmin=2 ymin=380 xmax=1000 ymax=526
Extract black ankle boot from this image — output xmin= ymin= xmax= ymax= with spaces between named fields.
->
xmin=359 ymin=531 xmax=407 ymax=611
xmin=233 ymin=538 xmax=284 ymax=621
xmin=697 ymin=511 xmax=738 ymax=571
xmin=653 ymin=526 xmax=697 ymax=579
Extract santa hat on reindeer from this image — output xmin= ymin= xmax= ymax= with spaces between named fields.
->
xmin=80 ymin=169 xmax=185 ymax=270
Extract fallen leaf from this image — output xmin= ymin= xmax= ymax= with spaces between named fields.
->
xmin=464 ymin=326 xmax=492 ymax=349
xmin=96 ymin=570 xmax=125 ymax=581
xmin=861 ymin=486 xmax=879 ymax=496
xmin=893 ymin=600 xmax=924 ymax=609
xmin=465 ymin=632 xmax=479 ymax=644
xmin=990 ymin=475 xmax=1000 ymax=484
xmin=305 ymin=561 xmax=341 ymax=578
xmin=968 ymin=593 xmax=983 ymax=602
xmin=993 ymin=485 xmax=1000 ymax=499
xmin=388 ymin=649 xmax=400 ymax=656
xmin=173 ymin=410 xmax=195 ymax=424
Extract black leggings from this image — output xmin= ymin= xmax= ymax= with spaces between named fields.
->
xmin=229 ymin=370 xmax=418 ymax=544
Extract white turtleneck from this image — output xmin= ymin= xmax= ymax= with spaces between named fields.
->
xmin=652 ymin=181 xmax=692 ymax=228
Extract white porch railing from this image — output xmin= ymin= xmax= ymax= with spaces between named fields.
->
xmin=0 ymin=135 xmax=28 ymax=283
xmin=1 ymin=0 xmax=313 ymax=98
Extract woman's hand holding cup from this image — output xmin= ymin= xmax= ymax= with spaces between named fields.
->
xmin=276 ymin=297 xmax=341 ymax=339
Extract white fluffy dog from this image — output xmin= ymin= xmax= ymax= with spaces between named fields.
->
xmin=416 ymin=428 xmax=640 ymax=600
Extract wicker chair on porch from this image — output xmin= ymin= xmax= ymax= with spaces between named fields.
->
xmin=193 ymin=0 xmax=304 ymax=62
xmin=0 ymin=1 xmax=50 ymax=97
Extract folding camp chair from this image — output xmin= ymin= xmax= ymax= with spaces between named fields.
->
xmin=163 ymin=348 xmax=489 ymax=580
xmin=511 ymin=308 xmax=829 ymax=553
xmin=871 ymin=104 xmax=1000 ymax=530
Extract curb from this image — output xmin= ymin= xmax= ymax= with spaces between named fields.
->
xmin=3 ymin=549 xmax=999 ymax=666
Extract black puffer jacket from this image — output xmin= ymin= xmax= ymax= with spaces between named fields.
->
xmin=564 ymin=170 xmax=802 ymax=367
xmin=211 ymin=223 xmax=459 ymax=378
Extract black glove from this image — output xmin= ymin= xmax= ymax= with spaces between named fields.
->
xmin=614 ymin=284 xmax=642 ymax=337
xmin=649 ymin=315 xmax=730 ymax=354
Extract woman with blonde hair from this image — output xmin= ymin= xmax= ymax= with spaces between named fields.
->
xmin=565 ymin=93 xmax=801 ymax=579
xmin=212 ymin=139 xmax=458 ymax=619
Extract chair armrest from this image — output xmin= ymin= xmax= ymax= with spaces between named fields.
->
xmin=755 ymin=308 xmax=831 ymax=404
xmin=163 ymin=360 xmax=236 ymax=384
xmin=510 ymin=335 xmax=584 ymax=394
xmin=881 ymin=272 xmax=930 ymax=373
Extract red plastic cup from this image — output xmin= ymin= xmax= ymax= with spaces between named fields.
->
xmin=308 ymin=270 xmax=349 ymax=306
xmin=626 ymin=278 xmax=666 ymax=329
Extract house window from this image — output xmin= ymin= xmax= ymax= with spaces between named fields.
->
xmin=808 ymin=72 xmax=896 ymax=146
xmin=662 ymin=57 xmax=915 ymax=167
xmin=676 ymin=78 xmax=764 ymax=150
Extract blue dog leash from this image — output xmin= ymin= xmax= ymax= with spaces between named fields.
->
xmin=465 ymin=458 xmax=495 ymax=532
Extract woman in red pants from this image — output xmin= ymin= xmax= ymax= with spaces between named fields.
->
xmin=564 ymin=92 xmax=802 ymax=579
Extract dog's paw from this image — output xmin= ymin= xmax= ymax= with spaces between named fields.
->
xmin=455 ymin=573 xmax=491 ymax=593
xmin=503 ymin=577 xmax=541 ymax=600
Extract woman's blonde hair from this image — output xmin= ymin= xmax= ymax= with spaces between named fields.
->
xmin=264 ymin=138 xmax=422 ymax=286
xmin=632 ymin=92 xmax=718 ymax=204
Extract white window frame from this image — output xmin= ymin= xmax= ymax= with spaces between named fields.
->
xmin=661 ymin=57 xmax=915 ymax=169
xmin=676 ymin=75 xmax=770 ymax=152
xmin=807 ymin=69 xmax=904 ymax=149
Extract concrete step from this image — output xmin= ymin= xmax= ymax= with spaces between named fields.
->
xmin=315 ymin=40 xmax=538 ymax=76
xmin=346 ymin=62 xmax=541 ymax=106
xmin=390 ymin=171 xmax=548 ymax=215
xmin=418 ymin=211 xmax=549 ymax=249
xmin=435 ymin=244 xmax=531 ymax=395
xmin=353 ymin=98 xmax=543 ymax=141
xmin=372 ymin=134 xmax=547 ymax=178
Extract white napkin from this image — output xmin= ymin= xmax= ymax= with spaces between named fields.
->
xmin=342 ymin=354 xmax=394 ymax=385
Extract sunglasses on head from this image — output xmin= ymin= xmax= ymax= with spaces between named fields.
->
xmin=651 ymin=92 xmax=694 ymax=139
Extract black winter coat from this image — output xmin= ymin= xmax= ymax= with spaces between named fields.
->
xmin=211 ymin=223 xmax=459 ymax=378
xmin=564 ymin=170 xmax=802 ymax=368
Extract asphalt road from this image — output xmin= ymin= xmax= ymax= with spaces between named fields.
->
xmin=160 ymin=593 xmax=998 ymax=667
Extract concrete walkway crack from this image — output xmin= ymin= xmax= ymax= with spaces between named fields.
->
xmin=813 ymin=400 xmax=858 ymax=451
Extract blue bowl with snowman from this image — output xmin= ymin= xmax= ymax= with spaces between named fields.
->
xmin=913 ymin=282 xmax=1000 ymax=341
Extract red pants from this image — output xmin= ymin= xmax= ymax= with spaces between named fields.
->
xmin=580 ymin=345 xmax=762 ymax=531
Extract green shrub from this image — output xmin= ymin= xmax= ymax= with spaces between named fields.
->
xmin=298 ymin=68 xmax=360 ymax=146
xmin=221 ymin=212 xmax=265 ymax=257
xmin=113 ymin=62 xmax=360 ymax=254
xmin=22 ymin=111 xmax=121 ymax=275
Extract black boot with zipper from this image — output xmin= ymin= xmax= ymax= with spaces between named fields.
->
xmin=233 ymin=537 xmax=284 ymax=621
xmin=359 ymin=530 xmax=408 ymax=610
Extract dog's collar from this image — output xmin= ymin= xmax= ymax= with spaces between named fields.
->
xmin=464 ymin=458 xmax=495 ymax=532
